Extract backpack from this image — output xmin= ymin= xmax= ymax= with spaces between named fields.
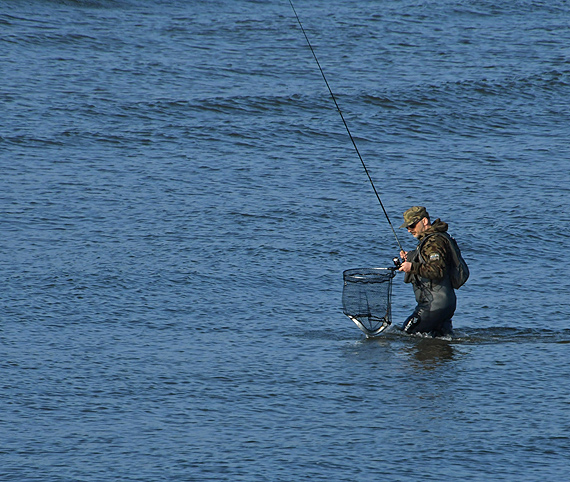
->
xmin=423 ymin=232 xmax=470 ymax=289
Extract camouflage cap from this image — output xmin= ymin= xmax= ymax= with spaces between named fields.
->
xmin=399 ymin=206 xmax=429 ymax=228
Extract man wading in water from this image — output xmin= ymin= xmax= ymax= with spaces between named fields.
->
xmin=398 ymin=206 xmax=457 ymax=337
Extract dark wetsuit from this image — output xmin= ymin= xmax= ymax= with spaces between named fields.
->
xmin=403 ymin=219 xmax=456 ymax=336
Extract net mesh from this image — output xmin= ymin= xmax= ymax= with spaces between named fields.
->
xmin=342 ymin=267 xmax=396 ymax=337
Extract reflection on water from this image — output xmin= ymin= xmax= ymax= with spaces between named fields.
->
xmin=347 ymin=331 xmax=458 ymax=369
xmin=349 ymin=326 xmax=570 ymax=370
xmin=404 ymin=337 xmax=455 ymax=369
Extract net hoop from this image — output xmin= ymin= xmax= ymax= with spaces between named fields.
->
xmin=342 ymin=267 xmax=396 ymax=338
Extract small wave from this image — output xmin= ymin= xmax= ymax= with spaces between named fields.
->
xmin=23 ymin=0 xmax=135 ymax=8
xmin=338 ymin=325 xmax=570 ymax=345
xmin=124 ymin=93 xmax=331 ymax=119
xmin=451 ymin=326 xmax=570 ymax=344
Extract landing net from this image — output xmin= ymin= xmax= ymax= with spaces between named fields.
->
xmin=342 ymin=267 xmax=396 ymax=337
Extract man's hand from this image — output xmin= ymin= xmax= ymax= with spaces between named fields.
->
xmin=399 ymin=261 xmax=412 ymax=273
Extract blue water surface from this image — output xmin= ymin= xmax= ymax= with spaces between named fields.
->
xmin=2 ymin=0 xmax=570 ymax=480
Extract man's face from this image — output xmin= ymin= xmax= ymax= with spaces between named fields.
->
xmin=407 ymin=217 xmax=428 ymax=238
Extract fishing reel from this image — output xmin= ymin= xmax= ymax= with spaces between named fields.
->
xmin=392 ymin=257 xmax=402 ymax=269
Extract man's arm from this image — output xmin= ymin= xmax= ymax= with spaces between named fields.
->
xmin=413 ymin=235 xmax=448 ymax=280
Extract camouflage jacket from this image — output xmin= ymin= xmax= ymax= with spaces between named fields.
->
xmin=407 ymin=219 xmax=451 ymax=281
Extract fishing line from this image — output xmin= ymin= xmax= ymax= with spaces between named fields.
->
xmin=288 ymin=0 xmax=403 ymax=253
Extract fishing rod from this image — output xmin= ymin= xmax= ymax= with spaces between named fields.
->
xmin=288 ymin=0 xmax=404 ymax=253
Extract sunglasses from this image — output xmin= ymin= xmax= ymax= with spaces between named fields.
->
xmin=407 ymin=220 xmax=420 ymax=230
